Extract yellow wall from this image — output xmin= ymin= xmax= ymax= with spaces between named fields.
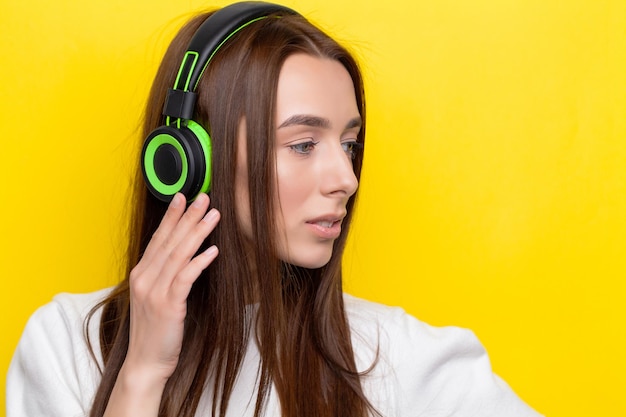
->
xmin=1 ymin=0 xmax=624 ymax=416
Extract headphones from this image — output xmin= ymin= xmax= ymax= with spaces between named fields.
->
xmin=141 ymin=1 xmax=297 ymax=202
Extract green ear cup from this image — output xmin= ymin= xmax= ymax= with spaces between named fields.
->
xmin=142 ymin=133 xmax=189 ymax=196
xmin=141 ymin=121 xmax=212 ymax=202
xmin=186 ymin=120 xmax=212 ymax=196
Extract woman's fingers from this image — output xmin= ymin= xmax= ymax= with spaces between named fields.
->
xmin=155 ymin=206 xmax=221 ymax=295
xmin=124 ymin=193 xmax=221 ymax=380
xmin=134 ymin=193 xmax=211 ymax=285
xmin=140 ymin=193 xmax=188 ymax=266
xmin=169 ymin=245 xmax=219 ymax=302
xmin=129 ymin=192 xmax=219 ymax=318
xmin=158 ymin=195 xmax=211 ymax=255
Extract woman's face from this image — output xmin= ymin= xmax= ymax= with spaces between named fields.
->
xmin=236 ymin=53 xmax=361 ymax=268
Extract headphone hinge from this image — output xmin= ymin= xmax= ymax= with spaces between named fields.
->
xmin=163 ymin=89 xmax=197 ymax=120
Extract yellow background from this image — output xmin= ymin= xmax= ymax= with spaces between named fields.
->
xmin=1 ymin=0 xmax=625 ymax=416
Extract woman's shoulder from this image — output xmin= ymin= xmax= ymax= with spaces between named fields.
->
xmin=7 ymin=287 xmax=114 ymax=417
xmin=342 ymin=293 xmax=488 ymax=369
xmin=16 ymin=287 xmax=114 ymax=363
xmin=342 ymin=293 xmax=473 ymax=346
xmin=26 ymin=287 xmax=114 ymax=342
xmin=46 ymin=287 xmax=113 ymax=320
xmin=342 ymin=294 xmax=543 ymax=416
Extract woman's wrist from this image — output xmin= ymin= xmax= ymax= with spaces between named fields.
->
xmin=103 ymin=362 xmax=169 ymax=417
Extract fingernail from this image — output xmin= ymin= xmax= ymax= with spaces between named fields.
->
xmin=192 ymin=193 xmax=206 ymax=207
xmin=202 ymin=209 xmax=218 ymax=223
xmin=205 ymin=245 xmax=218 ymax=257
xmin=170 ymin=193 xmax=182 ymax=208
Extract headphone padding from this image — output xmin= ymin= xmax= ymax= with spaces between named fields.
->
xmin=141 ymin=123 xmax=210 ymax=202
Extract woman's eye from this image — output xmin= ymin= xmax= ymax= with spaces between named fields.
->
xmin=342 ymin=141 xmax=364 ymax=159
xmin=289 ymin=141 xmax=318 ymax=155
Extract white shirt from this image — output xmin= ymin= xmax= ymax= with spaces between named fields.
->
xmin=7 ymin=288 xmax=542 ymax=416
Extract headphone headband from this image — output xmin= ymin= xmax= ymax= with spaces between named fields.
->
xmin=163 ymin=1 xmax=297 ymax=122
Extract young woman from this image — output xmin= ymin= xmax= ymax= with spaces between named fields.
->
xmin=7 ymin=2 xmax=542 ymax=417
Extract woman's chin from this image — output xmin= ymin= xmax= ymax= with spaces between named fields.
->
xmin=281 ymin=252 xmax=333 ymax=270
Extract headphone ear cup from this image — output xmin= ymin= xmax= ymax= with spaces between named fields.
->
xmin=186 ymin=119 xmax=212 ymax=193
xmin=141 ymin=121 xmax=212 ymax=202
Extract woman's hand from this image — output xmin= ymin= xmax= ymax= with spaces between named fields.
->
xmin=104 ymin=193 xmax=220 ymax=417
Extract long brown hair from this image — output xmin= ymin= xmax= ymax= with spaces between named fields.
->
xmin=87 ymin=9 xmax=375 ymax=417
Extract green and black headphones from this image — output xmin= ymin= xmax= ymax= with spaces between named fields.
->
xmin=141 ymin=1 xmax=297 ymax=202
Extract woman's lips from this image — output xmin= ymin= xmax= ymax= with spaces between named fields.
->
xmin=305 ymin=218 xmax=342 ymax=239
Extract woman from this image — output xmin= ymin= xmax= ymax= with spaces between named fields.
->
xmin=7 ymin=2 xmax=542 ymax=417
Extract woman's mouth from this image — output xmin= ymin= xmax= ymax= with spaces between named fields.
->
xmin=305 ymin=217 xmax=343 ymax=239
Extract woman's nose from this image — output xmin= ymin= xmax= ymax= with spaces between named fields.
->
xmin=319 ymin=142 xmax=359 ymax=197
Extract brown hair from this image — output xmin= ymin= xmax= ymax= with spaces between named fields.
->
xmin=87 ymin=9 xmax=375 ymax=417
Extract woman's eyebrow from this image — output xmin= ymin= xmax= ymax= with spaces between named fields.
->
xmin=278 ymin=114 xmax=330 ymax=129
xmin=345 ymin=117 xmax=362 ymax=130
xmin=278 ymin=115 xmax=362 ymax=130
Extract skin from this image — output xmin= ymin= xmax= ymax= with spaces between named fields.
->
xmin=103 ymin=53 xmax=360 ymax=416
xmin=238 ymin=53 xmax=360 ymax=268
